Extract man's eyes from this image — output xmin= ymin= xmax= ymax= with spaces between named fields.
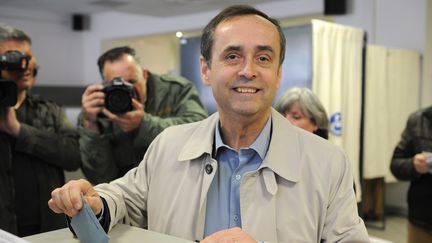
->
xmin=223 ymin=53 xmax=272 ymax=64
xmin=226 ymin=54 xmax=239 ymax=60
xmin=258 ymin=56 xmax=270 ymax=62
xmin=126 ymin=79 xmax=137 ymax=84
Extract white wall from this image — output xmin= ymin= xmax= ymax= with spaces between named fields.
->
xmin=0 ymin=7 xmax=85 ymax=87
xmin=335 ymin=0 xmax=427 ymax=52
xmin=2 ymin=0 xmax=427 ymax=89
xmin=82 ymin=0 xmax=322 ymax=85
xmin=87 ymin=0 xmax=432 ymax=96
xmin=423 ymin=1 xmax=432 ymax=107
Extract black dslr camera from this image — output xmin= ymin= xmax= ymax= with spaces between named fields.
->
xmin=0 ymin=50 xmax=30 ymax=108
xmin=102 ymin=77 xmax=135 ymax=114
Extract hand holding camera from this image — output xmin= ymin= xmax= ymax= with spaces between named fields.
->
xmin=0 ymin=106 xmax=21 ymax=137
xmin=82 ymin=77 xmax=143 ymax=133
xmin=102 ymin=98 xmax=144 ymax=133
xmin=81 ymin=83 xmax=105 ymax=132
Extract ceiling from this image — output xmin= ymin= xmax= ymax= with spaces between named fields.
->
xmin=0 ymin=0 xmax=291 ymax=17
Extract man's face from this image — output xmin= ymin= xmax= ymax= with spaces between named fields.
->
xmin=102 ymin=54 xmax=147 ymax=104
xmin=200 ymin=15 xmax=282 ymax=119
xmin=0 ymin=40 xmax=36 ymax=91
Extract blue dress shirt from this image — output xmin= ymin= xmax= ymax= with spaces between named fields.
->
xmin=204 ymin=117 xmax=272 ymax=236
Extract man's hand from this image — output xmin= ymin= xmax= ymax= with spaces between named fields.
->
xmin=102 ymin=99 xmax=144 ymax=133
xmin=0 ymin=107 xmax=21 ymax=137
xmin=413 ymin=153 xmax=430 ymax=174
xmin=82 ymin=84 xmax=104 ymax=132
xmin=48 ymin=179 xmax=102 ymax=218
xmin=201 ymin=227 xmax=257 ymax=243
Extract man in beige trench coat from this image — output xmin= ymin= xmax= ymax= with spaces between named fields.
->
xmin=48 ymin=4 xmax=369 ymax=243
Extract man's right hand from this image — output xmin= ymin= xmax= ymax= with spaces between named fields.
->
xmin=0 ymin=107 xmax=21 ymax=137
xmin=413 ymin=153 xmax=430 ymax=174
xmin=48 ymin=179 xmax=102 ymax=218
xmin=81 ymin=84 xmax=104 ymax=132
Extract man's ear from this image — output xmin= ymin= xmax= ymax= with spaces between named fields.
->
xmin=276 ymin=66 xmax=282 ymax=89
xmin=33 ymin=65 xmax=39 ymax=77
xmin=142 ymin=68 xmax=148 ymax=80
xmin=200 ymin=56 xmax=211 ymax=86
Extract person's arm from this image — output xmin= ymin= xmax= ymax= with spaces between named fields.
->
xmin=95 ymin=165 xmax=149 ymax=231
xmin=135 ymin=81 xmax=207 ymax=148
xmin=321 ymin=150 xmax=369 ymax=242
xmin=93 ymin=131 xmax=168 ymax=231
xmin=15 ymin=103 xmax=81 ymax=171
xmin=390 ymin=114 xmax=419 ymax=180
xmin=49 ymin=179 xmax=103 ymax=218
xmin=78 ymin=114 xmax=118 ymax=184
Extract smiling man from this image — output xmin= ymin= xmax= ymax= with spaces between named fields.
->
xmin=49 ymin=5 xmax=368 ymax=242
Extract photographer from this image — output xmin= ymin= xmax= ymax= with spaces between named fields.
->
xmin=79 ymin=46 xmax=207 ymax=184
xmin=0 ymin=23 xmax=81 ymax=236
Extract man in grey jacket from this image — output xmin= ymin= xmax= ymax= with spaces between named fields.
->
xmin=79 ymin=46 xmax=207 ymax=184
xmin=48 ymin=5 xmax=368 ymax=242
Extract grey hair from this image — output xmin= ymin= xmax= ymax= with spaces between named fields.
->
xmin=275 ymin=87 xmax=329 ymax=130
xmin=0 ymin=23 xmax=32 ymax=44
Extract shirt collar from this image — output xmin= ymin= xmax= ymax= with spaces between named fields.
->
xmin=178 ymin=109 xmax=304 ymax=184
xmin=214 ymin=116 xmax=272 ymax=160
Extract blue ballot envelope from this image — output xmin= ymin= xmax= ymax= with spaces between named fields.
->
xmin=70 ymin=194 xmax=109 ymax=243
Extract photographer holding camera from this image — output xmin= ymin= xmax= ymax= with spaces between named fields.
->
xmin=0 ymin=23 xmax=81 ymax=236
xmin=79 ymin=46 xmax=207 ymax=184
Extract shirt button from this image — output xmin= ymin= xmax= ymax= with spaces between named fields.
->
xmin=205 ymin=164 xmax=213 ymax=174
xmin=235 ymin=174 xmax=241 ymax=180
xmin=234 ymin=215 xmax=239 ymax=221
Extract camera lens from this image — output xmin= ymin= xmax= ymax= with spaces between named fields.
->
xmin=102 ymin=76 xmax=134 ymax=114
xmin=0 ymin=50 xmax=29 ymax=70
xmin=105 ymin=89 xmax=132 ymax=114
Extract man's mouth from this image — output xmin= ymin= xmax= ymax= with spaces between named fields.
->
xmin=234 ymin=87 xmax=259 ymax=93
xmin=15 ymin=70 xmax=30 ymax=79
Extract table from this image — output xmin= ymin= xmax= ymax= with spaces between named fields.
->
xmin=23 ymin=224 xmax=194 ymax=243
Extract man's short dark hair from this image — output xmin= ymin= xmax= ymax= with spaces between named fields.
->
xmin=97 ymin=46 xmax=137 ymax=79
xmin=201 ymin=5 xmax=286 ymax=67
xmin=0 ymin=23 xmax=32 ymax=45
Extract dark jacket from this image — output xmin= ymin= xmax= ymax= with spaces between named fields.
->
xmin=0 ymin=94 xmax=81 ymax=235
xmin=78 ymin=72 xmax=208 ymax=184
xmin=390 ymin=106 xmax=432 ymax=233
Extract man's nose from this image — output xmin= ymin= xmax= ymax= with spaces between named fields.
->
xmin=237 ymin=58 xmax=257 ymax=80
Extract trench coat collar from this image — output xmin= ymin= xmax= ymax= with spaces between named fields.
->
xmin=262 ymin=109 xmax=302 ymax=183
xmin=177 ymin=112 xmax=219 ymax=161
xmin=178 ymin=108 xmax=302 ymax=183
